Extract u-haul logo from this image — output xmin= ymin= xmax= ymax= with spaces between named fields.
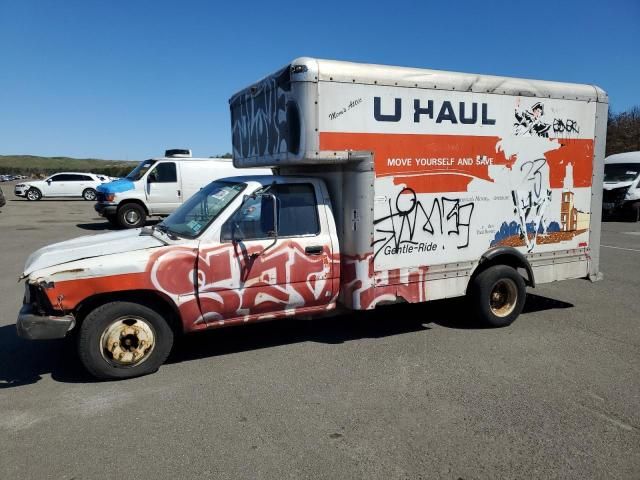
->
xmin=374 ymin=97 xmax=496 ymax=125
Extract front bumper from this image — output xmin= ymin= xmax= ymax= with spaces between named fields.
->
xmin=16 ymin=304 xmax=75 ymax=340
xmin=94 ymin=202 xmax=118 ymax=216
xmin=603 ymin=199 xmax=637 ymax=215
xmin=14 ymin=187 xmax=28 ymax=197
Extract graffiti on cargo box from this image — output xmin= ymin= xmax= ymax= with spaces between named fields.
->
xmin=552 ymin=118 xmax=580 ymax=135
xmin=514 ymin=101 xmax=551 ymax=138
xmin=231 ymin=66 xmax=292 ymax=159
xmin=510 ymin=158 xmax=551 ymax=251
xmin=372 ymin=187 xmax=474 ymax=260
xmin=494 ymin=162 xmax=590 ymax=250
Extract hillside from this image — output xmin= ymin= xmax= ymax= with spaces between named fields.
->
xmin=0 ymin=155 xmax=137 ymax=178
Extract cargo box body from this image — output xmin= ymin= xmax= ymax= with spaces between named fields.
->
xmin=230 ymin=58 xmax=607 ymax=308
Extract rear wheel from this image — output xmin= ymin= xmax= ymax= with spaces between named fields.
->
xmin=82 ymin=188 xmax=97 ymax=201
xmin=77 ymin=301 xmax=174 ymax=380
xmin=26 ymin=188 xmax=42 ymax=201
xmin=469 ymin=265 xmax=526 ymax=327
xmin=117 ymin=203 xmax=146 ymax=228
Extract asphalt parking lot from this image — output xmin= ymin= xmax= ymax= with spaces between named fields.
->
xmin=0 ymin=180 xmax=638 ymax=480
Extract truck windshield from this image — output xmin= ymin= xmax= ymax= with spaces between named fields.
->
xmin=127 ymin=160 xmax=157 ymax=181
xmin=604 ymin=163 xmax=640 ymax=183
xmin=160 ymin=181 xmax=246 ymax=238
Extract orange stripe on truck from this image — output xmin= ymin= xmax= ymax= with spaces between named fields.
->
xmin=319 ymin=132 xmax=593 ymax=192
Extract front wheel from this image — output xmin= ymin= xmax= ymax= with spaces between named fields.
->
xmin=26 ymin=188 xmax=42 ymax=201
xmin=77 ymin=301 xmax=174 ymax=380
xmin=117 ymin=203 xmax=146 ymax=228
xmin=82 ymin=188 xmax=97 ymax=201
xmin=469 ymin=265 xmax=526 ymax=328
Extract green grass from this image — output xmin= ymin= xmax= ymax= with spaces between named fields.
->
xmin=0 ymin=155 xmax=137 ymax=177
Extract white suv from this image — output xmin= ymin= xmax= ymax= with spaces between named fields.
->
xmin=15 ymin=172 xmax=108 ymax=201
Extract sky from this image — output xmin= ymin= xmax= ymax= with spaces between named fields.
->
xmin=0 ymin=0 xmax=638 ymax=160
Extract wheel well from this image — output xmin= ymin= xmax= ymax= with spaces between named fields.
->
xmin=469 ymin=251 xmax=535 ymax=292
xmin=73 ymin=290 xmax=183 ymax=335
xmin=117 ymin=199 xmax=149 ymax=216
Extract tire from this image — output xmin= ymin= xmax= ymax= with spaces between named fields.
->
xmin=469 ymin=265 xmax=526 ymax=328
xmin=626 ymin=202 xmax=640 ymax=222
xmin=82 ymin=188 xmax=97 ymax=201
xmin=77 ymin=301 xmax=174 ymax=380
xmin=26 ymin=188 xmax=42 ymax=201
xmin=117 ymin=203 xmax=146 ymax=228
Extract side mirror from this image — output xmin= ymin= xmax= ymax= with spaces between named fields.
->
xmin=46 ymin=179 xmax=52 ymax=185
xmin=258 ymin=193 xmax=279 ymax=255
xmin=262 ymin=193 xmax=278 ymax=239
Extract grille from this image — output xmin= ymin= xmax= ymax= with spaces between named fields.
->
xmin=603 ymin=186 xmax=628 ymax=206
xmin=27 ymin=284 xmax=53 ymax=313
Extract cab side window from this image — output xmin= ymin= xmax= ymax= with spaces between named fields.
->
xmin=221 ymin=195 xmax=269 ymax=241
xmin=276 ymin=184 xmax=319 ymax=236
xmin=148 ymin=163 xmax=177 ymax=183
xmin=221 ymin=183 xmax=319 ymax=241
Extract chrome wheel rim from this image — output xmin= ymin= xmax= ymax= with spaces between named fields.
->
xmin=85 ymin=190 xmax=96 ymax=200
xmin=489 ymin=279 xmax=518 ymax=317
xmin=99 ymin=316 xmax=156 ymax=368
xmin=27 ymin=190 xmax=38 ymax=200
xmin=124 ymin=209 xmax=141 ymax=225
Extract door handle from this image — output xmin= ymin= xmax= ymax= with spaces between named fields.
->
xmin=305 ymin=245 xmax=323 ymax=255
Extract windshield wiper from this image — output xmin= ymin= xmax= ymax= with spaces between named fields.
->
xmin=139 ymin=224 xmax=179 ymax=242
xmin=154 ymin=224 xmax=181 ymax=240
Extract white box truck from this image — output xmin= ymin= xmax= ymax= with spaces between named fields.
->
xmin=16 ymin=58 xmax=607 ymax=379
xmin=94 ymin=149 xmax=272 ymax=228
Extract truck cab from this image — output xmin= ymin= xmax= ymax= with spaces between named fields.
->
xmin=18 ymin=175 xmax=339 ymax=379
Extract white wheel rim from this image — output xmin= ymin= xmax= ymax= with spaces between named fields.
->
xmin=99 ymin=316 xmax=156 ymax=368
xmin=85 ymin=190 xmax=96 ymax=200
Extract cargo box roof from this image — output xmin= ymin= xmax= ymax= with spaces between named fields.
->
xmin=233 ymin=57 xmax=607 ymax=104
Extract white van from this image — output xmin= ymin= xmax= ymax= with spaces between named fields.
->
xmin=603 ymin=151 xmax=640 ymax=221
xmin=95 ymin=149 xmax=271 ymax=228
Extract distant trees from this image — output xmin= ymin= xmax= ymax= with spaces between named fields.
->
xmin=0 ymin=156 xmax=135 ymax=178
xmin=607 ymin=106 xmax=640 ymax=156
